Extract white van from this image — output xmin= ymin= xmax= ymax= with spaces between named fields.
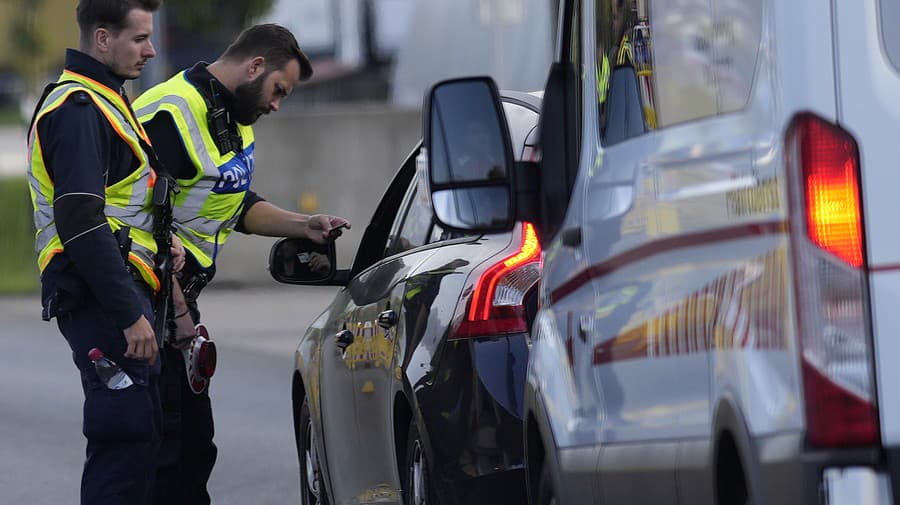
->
xmin=418 ymin=0 xmax=900 ymax=504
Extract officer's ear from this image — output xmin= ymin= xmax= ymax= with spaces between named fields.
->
xmin=247 ymin=56 xmax=266 ymax=80
xmin=94 ymin=27 xmax=112 ymax=53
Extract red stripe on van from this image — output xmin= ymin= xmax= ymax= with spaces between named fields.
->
xmin=550 ymin=221 xmax=788 ymax=304
xmin=591 ymin=249 xmax=789 ymax=365
xmin=868 ymin=263 xmax=900 ymax=273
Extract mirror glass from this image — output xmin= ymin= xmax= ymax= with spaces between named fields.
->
xmin=432 ymin=187 xmax=511 ymax=230
xmin=429 ymin=81 xmax=510 ymax=185
xmin=270 ymin=238 xmax=335 ymax=283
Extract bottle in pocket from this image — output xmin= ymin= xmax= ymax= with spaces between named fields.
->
xmin=88 ymin=348 xmax=134 ymax=390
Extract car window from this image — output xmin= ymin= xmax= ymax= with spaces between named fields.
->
xmin=385 ymin=175 xmax=434 ymax=256
xmin=349 ymin=154 xmax=416 ymax=277
xmin=596 ymin=0 xmax=657 ymax=144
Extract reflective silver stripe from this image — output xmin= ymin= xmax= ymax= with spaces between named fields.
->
xmin=28 ymin=175 xmax=54 ymax=231
xmin=173 ymin=210 xmax=240 ymax=260
xmin=174 ymin=212 xmax=234 ymax=239
xmin=35 ymin=223 xmax=57 ymax=253
xmin=173 ymin=204 xmax=231 ymax=237
xmin=174 ymin=222 xmax=215 ymax=258
xmin=134 ymin=96 xmax=218 ymax=176
xmin=175 ymin=179 xmax=220 ymax=231
xmin=129 ymin=241 xmax=156 ymax=268
xmin=105 ymin=206 xmax=154 ymax=230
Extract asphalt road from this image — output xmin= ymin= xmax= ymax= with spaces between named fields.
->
xmin=0 ymin=284 xmax=338 ymax=505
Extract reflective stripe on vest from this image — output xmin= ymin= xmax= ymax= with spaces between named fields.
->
xmin=26 ymin=71 xmax=160 ymax=290
xmin=134 ymin=71 xmax=255 ymax=268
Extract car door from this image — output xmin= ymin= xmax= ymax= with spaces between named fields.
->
xmin=316 ymin=158 xmax=418 ymax=505
xmin=335 ymin=151 xmax=443 ymax=504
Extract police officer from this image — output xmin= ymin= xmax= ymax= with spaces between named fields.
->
xmin=133 ymin=24 xmax=350 ymax=504
xmin=25 ymin=1 xmax=184 ymax=504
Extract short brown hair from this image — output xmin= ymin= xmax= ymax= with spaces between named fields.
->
xmin=77 ymin=0 xmax=161 ymax=39
xmin=221 ymin=24 xmax=313 ymax=81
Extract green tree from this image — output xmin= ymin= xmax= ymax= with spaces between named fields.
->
xmin=166 ymin=0 xmax=274 ymax=45
xmin=8 ymin=0 xmax=45 ymax=99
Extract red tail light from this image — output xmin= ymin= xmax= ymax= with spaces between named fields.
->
xmin=451 ymin=223 xmax=541 ymax=339
xmin=802 ymin=360 xmax=878 ymax=447
xmin=787 ymin=113 xmax=878 ymax=448
xmin=799 ymin=116 xmax=864 ymax=267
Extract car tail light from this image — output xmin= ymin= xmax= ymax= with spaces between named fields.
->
xmin=450 ymin=222 xmax=541 ymax=339
xmin=787 ymin=113 xmax=878 ymax=447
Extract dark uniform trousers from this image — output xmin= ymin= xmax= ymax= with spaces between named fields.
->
xmin=55 ymin=284 xmax=161 ymax=505
xmin=156 ymin=292 xmax=218 ymax=505
xmin=154 ymin=312 xmax=217 ymax=505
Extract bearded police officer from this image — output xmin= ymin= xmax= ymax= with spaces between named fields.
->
xmin=25 ymin=1 xmax=186 ymax=504
xmin=133 ymin=24 xmax=350 ymax=504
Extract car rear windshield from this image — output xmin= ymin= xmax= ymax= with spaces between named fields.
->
xmin=881 ymin=0 xmax=900 ymax=72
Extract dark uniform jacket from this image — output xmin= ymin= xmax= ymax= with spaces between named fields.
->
xmin=38 ymin=49 xmax=151 ymax=329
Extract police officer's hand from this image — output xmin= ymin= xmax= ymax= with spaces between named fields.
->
xmin=307 ymin=215 xmax=351 ymax=244
xmin=124 ymin=315 xmax=158 ymax=363
xmin=171 ymin=234 xmax=185 ymax=273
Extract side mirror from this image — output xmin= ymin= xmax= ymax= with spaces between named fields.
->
xmin=423 ymin=76 xmax=516 ymax=233
xmin=268 ymin=238 xmax=345 ymax=285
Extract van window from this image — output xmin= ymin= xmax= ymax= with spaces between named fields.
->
xmin=881 ymin=0 xmax=900 ymax=73
xmin=641 ymin=0 xmax=717 ymax=127
xmin=571 ymin=0 xmax=584 ymax=153
xmin=714 ymin=0 xmax=763 ymax=113
xmin=596 ymin=0 xmax=658 ymax=144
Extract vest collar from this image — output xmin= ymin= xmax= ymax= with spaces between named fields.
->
xmin=64 ymin=49 xmax=126 ymax=94
xmin=185 ymin=62 xmax=237 ymax=113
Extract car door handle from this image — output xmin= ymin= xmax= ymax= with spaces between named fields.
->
xmin=561 ymin=227 xmax=582 ymax=247
xmin=335 ymin=329 xmax=354 ymax=351
xmin=377 ymin=310 xmax=398 ymax=329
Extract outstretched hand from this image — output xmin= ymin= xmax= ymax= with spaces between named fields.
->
xmin=307 ymin=215 xmax=351 ymax=244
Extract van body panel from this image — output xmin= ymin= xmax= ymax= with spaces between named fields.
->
xmin=832 ymin=0 xmax=900 ymax=446
xmin=418 ymin=0 xmax=897 ymax=501
xmin=833 ymin=0 xmax=900 ymax=268
xmin=870 ymin=271 xmax=900 ymax=445
xmin=771 ymin=0 xmax=838 ymax=124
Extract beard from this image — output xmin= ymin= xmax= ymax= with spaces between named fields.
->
xmin=232 ymin=72 xmax=270 ymax=125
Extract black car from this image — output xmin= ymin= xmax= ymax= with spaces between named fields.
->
xmin=269 ymin=91 xmax=542 ymax=505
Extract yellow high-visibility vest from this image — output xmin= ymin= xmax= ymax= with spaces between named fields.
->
xmin=27 ymin=70 xmax=160 ymax=290
xmin=134 ymin=71 xmax=256 ymax=268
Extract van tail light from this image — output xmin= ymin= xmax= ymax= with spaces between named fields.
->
xmin=450 ymin=222 xmax=541 ymax=339
xmin=787 ymin=113 xmax=878 ymax=447
xmin=801 ymin=117 xmax=864 ymax=267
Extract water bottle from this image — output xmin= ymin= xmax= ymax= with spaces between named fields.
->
xmin=87 ymin=348 xmax=134 ymax=390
